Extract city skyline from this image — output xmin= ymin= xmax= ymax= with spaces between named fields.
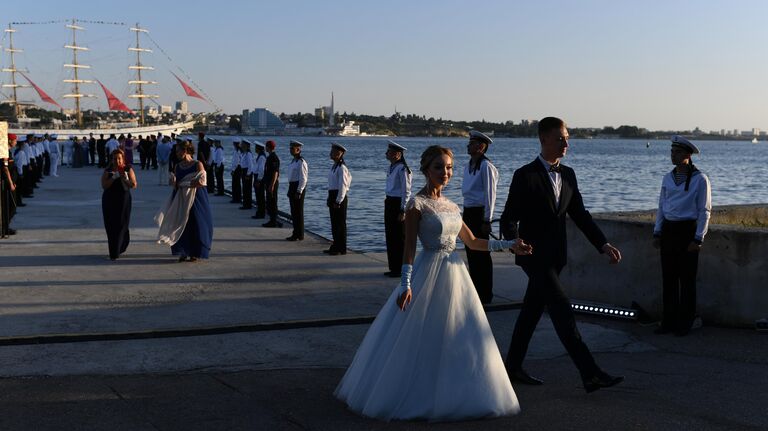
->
xmin=3 ymin=0 xmax=768 ymax=132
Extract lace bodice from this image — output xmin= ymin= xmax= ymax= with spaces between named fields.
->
xmin=407 ymin=194 xmax=462 ymax=253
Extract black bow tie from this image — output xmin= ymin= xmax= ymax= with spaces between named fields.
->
xmin=549 ymin=164 xmax=561 ymax=173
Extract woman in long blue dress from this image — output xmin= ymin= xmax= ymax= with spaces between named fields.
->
xmin=169 ymin=140 xmax=213 ymax=261
xmin=335 ymin=146 xmax=532 ymax=421
xmin=101 ymin=149 xmax=137 ymax=260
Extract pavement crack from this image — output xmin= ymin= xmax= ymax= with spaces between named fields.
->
xmin=210 ymin=375 xmax=244 ymax=395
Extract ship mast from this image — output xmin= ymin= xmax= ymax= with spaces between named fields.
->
xmin=63 ymin=19 xmax=93 ymax=128
xmin=2 ymin=24 xmax=30 ymax=118
xmin=128 ymin=24 xmax=157 ymax=126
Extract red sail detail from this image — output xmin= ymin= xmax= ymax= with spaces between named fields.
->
xmin=172 ymin=73 xmax=205 ymax=100
xmin=19 ymin=72 xmax=63 ymax=109
xmin=96 ymin=80 xmax=134 ymax=114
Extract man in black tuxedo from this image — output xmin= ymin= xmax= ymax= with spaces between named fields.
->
xmin=500 ymin=116 xmax=624 ymax=393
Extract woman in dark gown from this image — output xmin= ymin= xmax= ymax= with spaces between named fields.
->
xmin=170 ymin=141 xmax=213 ymax=261
xmin=101 ymin=149 xmax=137 ymax=260
xmin=72 ymin=137 xmax=84 ymax=168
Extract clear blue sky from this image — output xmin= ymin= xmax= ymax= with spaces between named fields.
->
xmin=3 ymin=0 xmax=768 ymax=131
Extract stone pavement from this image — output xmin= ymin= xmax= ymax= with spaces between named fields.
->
xmin=0 ymin=165 xmax=766 ymax=430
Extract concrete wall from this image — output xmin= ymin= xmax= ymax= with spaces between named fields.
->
xmin=560 ymin=205 xmax=768 ymax=327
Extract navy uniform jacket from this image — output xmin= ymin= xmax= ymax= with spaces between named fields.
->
xmin=500 ymin=159 xmax=606 ymax=268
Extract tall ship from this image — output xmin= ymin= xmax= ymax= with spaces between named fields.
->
xmin=1 ymin=19 xmax=213 ymax=138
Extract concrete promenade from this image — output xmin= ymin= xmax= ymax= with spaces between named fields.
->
xmin=0 ymin=165 xmax=766 ymax=430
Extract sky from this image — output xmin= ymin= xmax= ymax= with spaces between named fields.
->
xmin=2 ymin=0 xmax=768 ymax=131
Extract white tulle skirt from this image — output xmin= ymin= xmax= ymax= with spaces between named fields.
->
xmin=335 ymin=250 xmax=520 ymax=421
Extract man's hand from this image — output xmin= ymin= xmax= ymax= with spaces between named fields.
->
xmin=397 ymin=211 xmax=406 ymax=222
xmin=687 ymin=241 xmax=702 ymax=252
xmin=510 ymin=239 xmax=533 ymax=255
xmin=601 ymin=243 xmax=622 ymax=264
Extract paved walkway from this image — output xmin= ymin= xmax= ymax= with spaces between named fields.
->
xmin=0 ymin=165 xmax=766 ymax=430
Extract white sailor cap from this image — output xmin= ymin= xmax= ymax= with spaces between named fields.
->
xmin=387 ymin=140 xmax=406 ymax=151
xmin=34 ymin=133 xmax=43 ymax=139
xmin=69 ymin=135 xmax=76 ymax=140
xmin=253 ymin=140 xmax=265 ymax=149
xmin=469 ymin=130 xmax=493 ymax=145
xmin=331 ymin=142 xmax=347 ymax=152
xmin=50 ymin=134 xmax=58 ymax=139
xmin=289 ymin=140 xmax=304 ymax=147
xmin=670 ymin=135 xmax=699 ymax=154
xmin=17 ymin=135 xmax=27 ymax=143
xmin=241 ymin=138 xmax=252 ymax=146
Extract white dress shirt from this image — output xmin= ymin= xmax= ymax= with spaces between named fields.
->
xmin=211 ymin=147 xmax=224 ymax=166
xmin=385 ymin=161 xmax=412 ymax=211
xmin=241 ymin=151 xmax=254 ymax=176
xmin=462 ymin=157 xmax=499 ymax=221
xmin=288 ymin=157 xmax=308 ymax=193
xmin=230 ymin=149 xmax=241 ymax=172
xmin=252 ymin=153 xmax=266 ymax=180
xmin=537 ymin=155 xmax=562 ymax=209
xmin=328 ymin=162 xmax=352 ymax=204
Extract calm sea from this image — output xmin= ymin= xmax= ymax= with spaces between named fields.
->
xmin=207 ymin=136 xmax=767 ymax=252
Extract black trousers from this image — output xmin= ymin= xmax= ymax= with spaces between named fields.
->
xmin=506 ymin=264 xmax=600 ymax=380
xmin=254 ymin=178 xmax=265 ymax=216
xmin=206 ymin=164 xmax=215 ymax=193
xmin=230 ymin=167 xmax=242 ymax=203
xmin=97 ymin=145 xmax=106 ymax=168
xmin=328 ymin=190 xmax=348 ymax=251
xmin=215 ymin=164 xmax=225 ymax=195
xmin=287 ymin=181 xmax=305 ymax=239
xmin=43 ymin=153 xmax=51 ymax=176
xmin=384 ymin=197 xmax=405 ymax=273
xmin=660 ymin=219 xmax=699 ymax=331
xmin=266 ymin=181 xmax=279 ymax=222
xmin=89 ymin=145 xmax=96 ymax=165
xmin=241 ymin=173 xmax=253 ymax=208
xmin=463 ymin=206 xmax=493 ymax=304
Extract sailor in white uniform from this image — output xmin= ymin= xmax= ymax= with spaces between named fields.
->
xmin=462 ymin=130 xmax=499 ymax=304
xmin=48 ymin=134 xmax=60 ymax=177
xmin=230 ymin=138 xmax=242 ymax=203
xmin=286 ymin=140 xmax=308 ymax=241
xmin=652 ymin=135 xmax=711 ymax=336
xmin=325 ymin=142 xmax=352 ymax=254
xmin=211 ymin=139 xmax=225 ymax=195
xmin=239 ymin=139 xmax=255 ymax=210
xmin=250 ymin=141 xmax=267 ymax=218
xmin=383 ymin=140 xmax=412 ymax=276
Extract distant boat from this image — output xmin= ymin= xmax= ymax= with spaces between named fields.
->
xmin=646 ymin=142 xmax=650 ymax=148
xmin=752 ymin=138 xmax=759 ymax=144
xmin=3 ymin=19 xmax=210 ymax=137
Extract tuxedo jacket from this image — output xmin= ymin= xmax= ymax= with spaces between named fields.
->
xmin=500 ymin=158 xmax=607 ymax=268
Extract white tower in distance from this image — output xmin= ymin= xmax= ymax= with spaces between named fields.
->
xmin=329 ymin=92 xmax=335 ymax=127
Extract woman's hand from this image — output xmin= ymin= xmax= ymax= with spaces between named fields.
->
xmin=511 ymin=239 xmax=533 ymax=255
xmin=396 ymin=289 xmax=412 ymax=311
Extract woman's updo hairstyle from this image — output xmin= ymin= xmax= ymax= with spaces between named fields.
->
xmin=419 ymin=145 xmax=453 ymax=175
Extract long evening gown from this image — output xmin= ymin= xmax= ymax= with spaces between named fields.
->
xmin=170 ymin=163 xmax=213 ymax=259
xmin=335 ymin=194 xmax=520 ymax=421
xmin=101 ymin=167 xmax=132 ymax=259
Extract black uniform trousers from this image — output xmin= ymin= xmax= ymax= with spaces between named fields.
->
xmin=384 ymin=196 xmax=405 ymax=274
xmin=230 ymin=167 xmax=242 ymax=203
xmin=215 ymin=164 xmax=225 ymax=195
xmin=505 ymin=263 xmax=600 ymax=380
xmin=206 ymin=164 xmax=215 ymax=193
xmin=266 ymin=181 xmax=279 ymax=223
xmin=43 ymin=152 xmax=51 ymax=176
xmin=328 ymin=190 xmax=348 ymax=252
xmin=659 ymin=219 xmax=699 ymax=332
xmin=241 ymin=173 xmax=253 ymax=208
xmin=253 ymin=177 xmax=265 ymax=216
xmin=287 ymin=181 xmax=305 ymax=239
xmin=463 ymin=206 xmax=494 ymax=304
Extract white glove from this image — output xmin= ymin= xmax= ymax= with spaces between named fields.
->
xmin=488 ymin=239 xmax=516 ymax=252
xmin=400 ymin=264 xmax=413 ymax=294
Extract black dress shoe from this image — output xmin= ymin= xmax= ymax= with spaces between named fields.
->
xmin=329 ymin=250 xmax=347 ymax=256
xmin=7 ymin=228 xmax=17 ymax=235
xmin=508 ymin=368 xmax=544 ymax=385
xmin=285 ymin=236 xmax=299 ymax=241
xmin=583 ymin=372 xmax=624 ymax=393
xmin=322 ymin=249 xmax=333 ymax=254
xmin=384 ymin=271 xmax=401 ymax=278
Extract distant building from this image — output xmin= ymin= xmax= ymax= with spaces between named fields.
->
xmin=314 ymin=107 xmax=325 ymax=121
xmin=752 ymin=128 xmax=761 ymax=136
xmin=244 ymin=108 xmax=285 ymax=132
xmin=175 ymin=101 xmax=188 ymax=114
xmin=143 ymin=106 xmax=159 ymax=118
xmin=339 ymin=120 xmax=360 ymax=136
xmin=160 ymin=105 xmax=172 ymax=114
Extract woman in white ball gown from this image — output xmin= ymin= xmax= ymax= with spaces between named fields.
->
xmin=335 ymin=145 xmax=532 ymax=421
